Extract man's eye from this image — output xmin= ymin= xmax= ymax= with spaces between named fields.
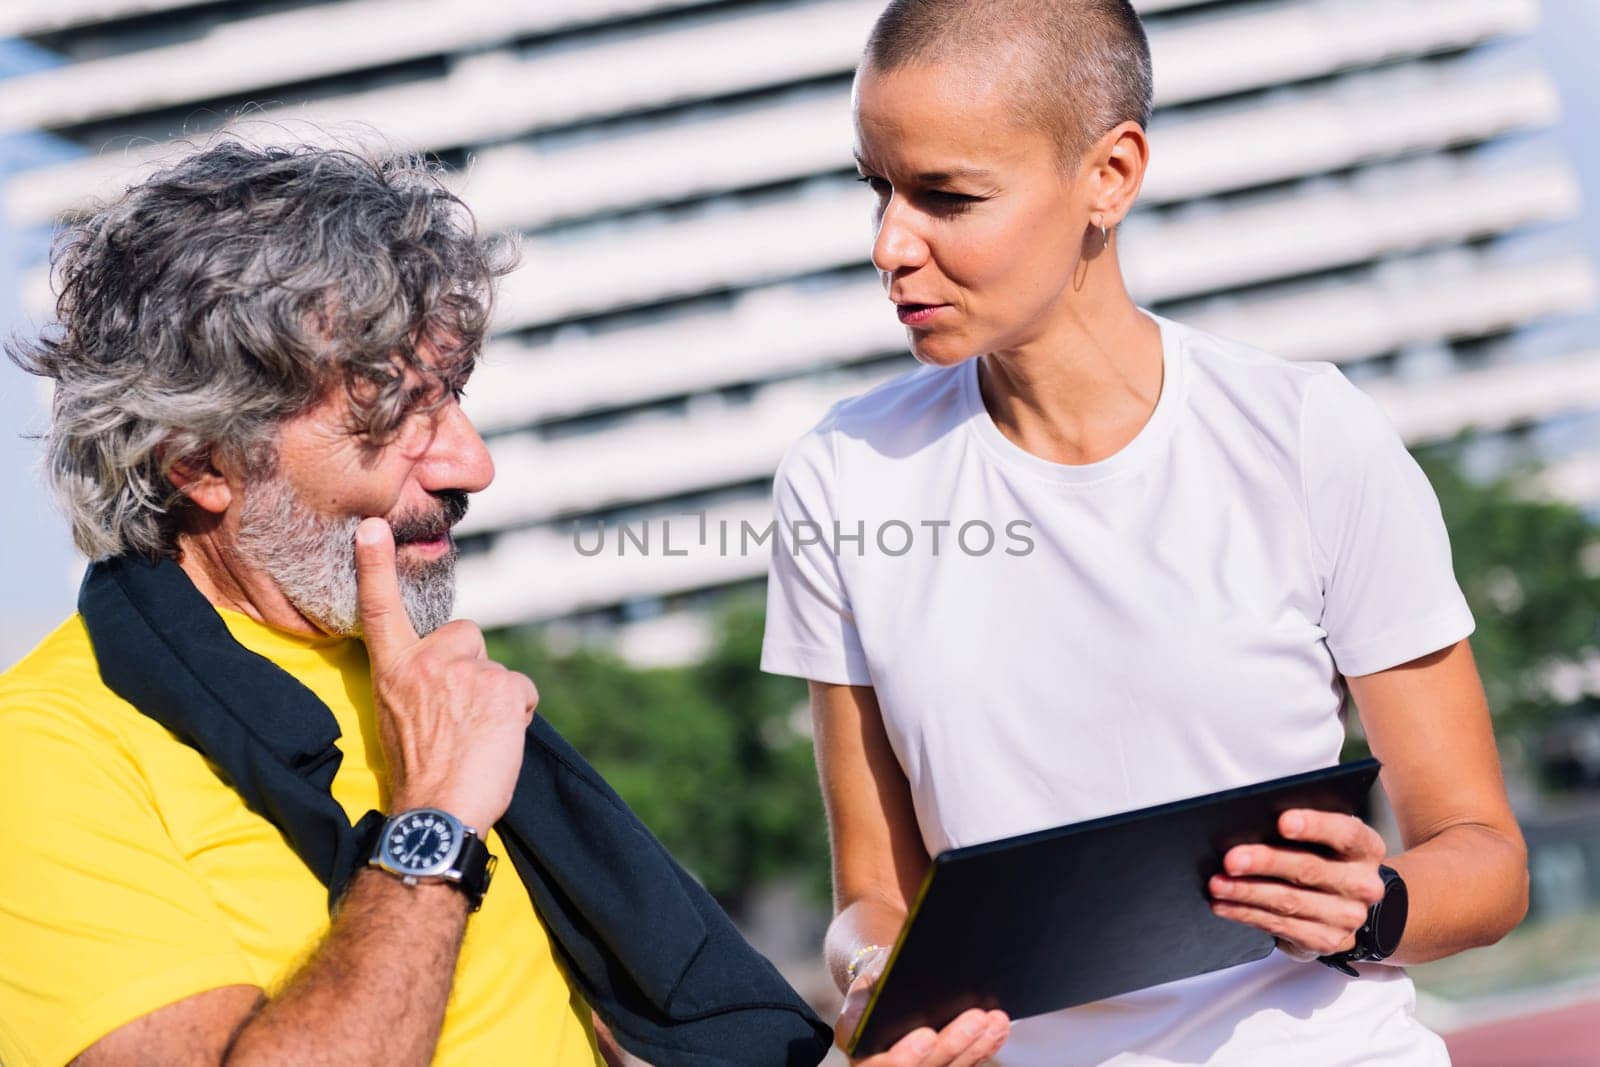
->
xmin=855 ymin=175 xmax=890 ymax=196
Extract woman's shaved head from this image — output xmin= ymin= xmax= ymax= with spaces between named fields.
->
xmin=862 ymin=0 xmax=1153 ymax=169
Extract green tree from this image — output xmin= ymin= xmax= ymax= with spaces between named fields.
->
xmin=691 ymin=597 xmax=832 ymax=901
xmin=1415 ymin=444 xmax=1600 ymax=745
xmin=487 ymin=596 xmax=828 ymax=915
xmin=1344 ymin=443 xmax=1600 ymax=780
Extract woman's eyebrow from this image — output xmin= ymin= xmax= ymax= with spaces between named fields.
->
xmin=913 ymin=167 xmax=995 ymax=182
xmin=851 ymin=156 xmax=996 ymax=183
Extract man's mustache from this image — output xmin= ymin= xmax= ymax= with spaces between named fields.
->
xmin=388 ymin=490 xmax=469 ymax=544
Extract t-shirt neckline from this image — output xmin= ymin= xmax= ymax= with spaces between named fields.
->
xmin=959 ymin=309 xmax=1186 ymax=485
xmin=214 ymin=604 xmax=354 ymax=656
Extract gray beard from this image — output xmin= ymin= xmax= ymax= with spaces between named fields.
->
xmin=235 ymin=474 xmax=456 ymax=637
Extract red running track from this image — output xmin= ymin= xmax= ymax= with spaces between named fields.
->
xmin=1442 ymin=999 xmax=1600 ymax=1066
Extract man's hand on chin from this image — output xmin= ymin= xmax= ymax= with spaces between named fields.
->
xmin=355 ymin=516 xmax=536 ymax=832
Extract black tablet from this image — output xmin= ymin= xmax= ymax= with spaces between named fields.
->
xmin=849 ymin=758 xmax=1382 ymax=1056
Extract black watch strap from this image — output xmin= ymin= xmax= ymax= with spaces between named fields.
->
xmin=453 ymin=831 xmax=495 ymax=912
xmin=1319 ymin=863 xmax=1407 ymax=976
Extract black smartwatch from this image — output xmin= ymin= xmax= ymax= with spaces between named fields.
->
xmin=367 ymin=807 xmax=496 ymax=912
xmin=1319 ymin=864 xmax=1408 ymax=976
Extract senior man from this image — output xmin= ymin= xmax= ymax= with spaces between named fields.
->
xmin=0 ymin=143 xmax=828 ymax=1066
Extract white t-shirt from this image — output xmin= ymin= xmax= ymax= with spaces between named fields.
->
xmin=761 ymin=311 xmax=1470 ymax=1066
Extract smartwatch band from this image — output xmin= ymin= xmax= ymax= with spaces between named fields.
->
xmin=1319 ymin=863 xmax=1408 ymax=976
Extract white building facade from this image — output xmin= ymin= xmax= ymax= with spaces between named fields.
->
xmin=2 ymin=0 xmax=1596 ymax=661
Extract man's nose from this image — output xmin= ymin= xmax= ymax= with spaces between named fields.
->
xmin=871 ymin=197 xmax=929 ymax=276
xmin=422 ymin=399 xmax=495 ymax=494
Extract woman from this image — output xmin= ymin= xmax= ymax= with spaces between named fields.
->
xmin=760 ymin=1 xmax=1529 ymax=1064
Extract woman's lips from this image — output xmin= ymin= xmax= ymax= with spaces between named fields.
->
xmin=896 ymin=303 xmax=948 ymax=326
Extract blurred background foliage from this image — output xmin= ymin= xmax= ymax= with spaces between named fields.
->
xmin=489 ymin=597 xmax=828 ymax=914
xmin=1415 ymin=445 xmax=1600 ymax=742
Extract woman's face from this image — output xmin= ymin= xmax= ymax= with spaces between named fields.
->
xmin=853 ymin=60 xmax=1094 ymax=366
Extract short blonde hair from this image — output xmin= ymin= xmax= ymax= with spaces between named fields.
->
xmin=863 ymin=0 xmax=1154 ymax=167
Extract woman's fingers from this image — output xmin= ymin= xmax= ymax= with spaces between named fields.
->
xmin=1210 ymin=899 xmax=1358 ymax=956
xmin=836 ymin=955 xmax=892 ymax=1051
xmin=1278 ymin=809 xmax=1387 ymax=861
xmin=864 ymin=1027 xmax=936 ymax=1066
xmin=854 ymin=1009 xmax=1009 ymax=1067
xmin=1209 ymin=850 xmax=1373 ymax=955
xmin=1220 ymin=843 xmax=1385 ymax=904
xmin=910 ymin=1009 xmax=1007 ymax=1067
xmin=835 ymin=990 xmax=872 ymax=1052
xmin=1210 ymin=873 xmax=1370 ymax=932
xmin=940 ymin=1011 xmax=1009 ymax=1067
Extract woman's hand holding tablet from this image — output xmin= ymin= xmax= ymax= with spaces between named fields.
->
xmin=1208 ymin=808 xmax=1390 ymax=958
xmin=838 ymin=945 xmax=1010 ymax=1066
xmin=843 ymin=762 xmax=1383 ymax=1055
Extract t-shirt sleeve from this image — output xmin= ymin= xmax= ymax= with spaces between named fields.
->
xmin=1299 ymin=369 xmax=1475 ymax=677
xmin=0 ymin=691 xmax=256 ymax=1067
xmin=761 ymin=419 xmax=873 ymax=686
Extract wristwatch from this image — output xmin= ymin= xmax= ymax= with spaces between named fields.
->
xmin=1318 ymin=864 xmax=1408 ymax=976
xmin=367 ymin=807 xmax=496 ymax=912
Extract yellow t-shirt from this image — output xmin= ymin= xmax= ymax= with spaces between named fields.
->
xmin=0 ymin=610 xmax=602 ymax=1067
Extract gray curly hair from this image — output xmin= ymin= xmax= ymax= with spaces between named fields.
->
xmin=7 ymin=140 xmax=514 ymax=561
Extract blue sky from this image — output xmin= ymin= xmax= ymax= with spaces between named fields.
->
xmin=2 ymin=6 xmax=1599 ymax=666
xmin=1 ymin=37 xmax=81 ymax=664
xmin=1536 ymin=1 xmax=1600 ymax=270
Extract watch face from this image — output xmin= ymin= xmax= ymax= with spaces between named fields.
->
xmin=1372 ymin=874 xmax=1410 ymax=957
xmin=380 ymin=810 xmax=461 ymax=877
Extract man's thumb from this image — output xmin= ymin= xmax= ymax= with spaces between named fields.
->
xmin=354 ymin=517 xmax=417 ymax=658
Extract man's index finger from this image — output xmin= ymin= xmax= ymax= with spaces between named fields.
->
xmin=354 ymin=517 xmax=419 ymax=659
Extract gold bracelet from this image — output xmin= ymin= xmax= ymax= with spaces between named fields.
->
xmin=847 ymin=943 xmax=887 ymax=984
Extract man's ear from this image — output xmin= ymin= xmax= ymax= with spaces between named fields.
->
xmin=167 ymin=452 xmax=234 ymax=516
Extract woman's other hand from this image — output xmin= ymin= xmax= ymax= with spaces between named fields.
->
xmin=834 ymin=944 xmax=891 ymax=1053
xmin=1207 ymin=808 xmax=1388 ymax=959
xmin=837 ymin=950 xmax=1009 ymax=1067
xmin=809 ymin=681 xmax=1009 ymax=1062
